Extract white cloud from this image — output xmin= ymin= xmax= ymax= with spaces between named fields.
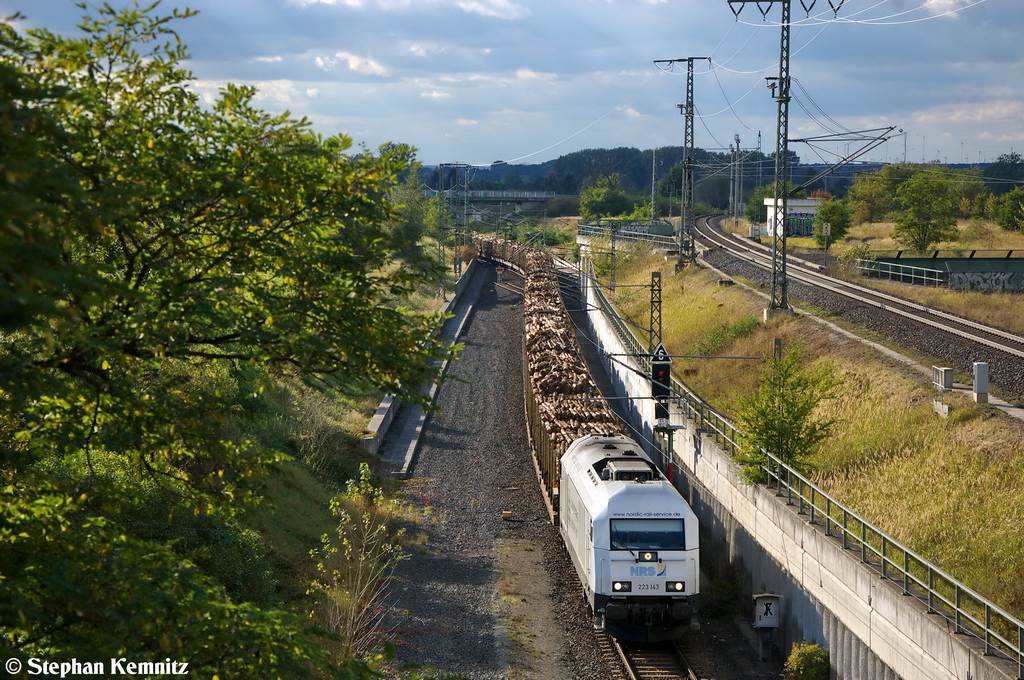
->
xmin=923 ymin=0 xmax=973 ymax=15
xmin=515 ymin=68 xmax=556 ymax=81
xmin=254 ymin=55 xmax=283 ymax=63
xmin=913 ymin=100 xmax=1024 ymax=124
xmin=251 ymin=80 xmax=305 ymax=104
xmin=292 ymin=0 xmax=527 ymax=18
xmin=457 ymin=119 xmax=479 ymax=125
xmin=454 ymin=0 xmax=528 ymax=19
xmin=421 ymin=91 xmax=453 ymax=98
xmin=306 ymin=88 xmax=320 ymax=97
xmin=622 ymin=107 xmax=647 ymax=119
xmin=316 ymin=51 xmax=388 ymax=75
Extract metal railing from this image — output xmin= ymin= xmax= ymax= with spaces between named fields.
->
xmin=577 ymin=222 xmax=677 ymax=250
xmin=764 ymin=453 xmax=1024 ymax=678
xmin=855 ymin=259 xmax=947 ymax=287
xmin=587 ymin=265 xmax=1024 ymax=679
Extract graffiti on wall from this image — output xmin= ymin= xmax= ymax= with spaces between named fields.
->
xmin=948 ymin=271 xmax=1023 ymax=291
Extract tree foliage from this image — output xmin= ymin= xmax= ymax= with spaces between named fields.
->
xmin=995 ymin=186 xmax=1024 ymax=232
xmin=0 ymin=5 xmax=451 ymax=675
xmin=579 ymin=174 xmax=634 ymax=220
xmin=784 ymin=643 xmax=830 ymax=680
xmin=736 ymin=349 xmax=840 ymax=483
xmin=812 ymin=198 xmax=853 ymax=249
xmin=892 ymin=176 xmax=960 ymax=250
xmin=984 ymin=151 xmax=1024 ymax=196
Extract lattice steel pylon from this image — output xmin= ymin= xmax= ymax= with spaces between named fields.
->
xmin=656 ymin=57 xmax=709 ymax=268
xmin=727 ymin=0 xmax=844 ymax=313
xmin=649 ymin=271 xmax=662 ymax=353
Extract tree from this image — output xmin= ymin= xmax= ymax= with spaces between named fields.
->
xmin=742 ymin=182 xmax=803 ymax=224
xmin=812 ymin=198 xmax=852 ymax=250
xmin=846 ymin=163 xmax=919 ymax=223
xmin=995 ymin=186 xmax=1024 ymax=232
xmin=579 ymin=174 xmax=633 ymax=220
xmin=743 ymin=183 xmax=775 ymax=223
xmin=735 ymin=349 xmax=840 ymax=483
xmin=893 ymin=176 xmax=960 ymax=250
xmin=984 ymin=151 xmax=1024 ymax=196
xmin=387 ymin=168 xmax=430 ymax=251
xmin=0 ymin=5 xmax=451 ymax=675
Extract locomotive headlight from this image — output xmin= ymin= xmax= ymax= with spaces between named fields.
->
xmin=666 ymin=581 xmax=686 ymax=592
xmin=612 ymin=581 xmax=632 ymax=593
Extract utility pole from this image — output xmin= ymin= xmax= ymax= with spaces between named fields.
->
xmin=727 ymin=0 xmax=844 ymax=316
xmin=734 ymin=133 xmax=742 ymax=230
xmin=655 ymin=57 xmax=709 ymax=269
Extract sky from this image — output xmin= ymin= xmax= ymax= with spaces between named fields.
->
xmin=2 ymin=0 xmax=1019 ymax=169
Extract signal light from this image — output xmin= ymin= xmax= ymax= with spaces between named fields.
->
xmin=612 ymin=581 xmax=632 ymax=593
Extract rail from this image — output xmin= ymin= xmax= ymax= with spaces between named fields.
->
xmin=585 ymin=262 xmax=1024 ymax=679
xmin=855 ymin=259 xmax=947 ymax=287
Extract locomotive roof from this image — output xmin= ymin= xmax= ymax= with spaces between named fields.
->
xmin=561 ymin=433 xmax=691 ymax=518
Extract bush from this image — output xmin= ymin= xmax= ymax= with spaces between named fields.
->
xmin=545 ymin=196 xmax=580 ymax=217
xmin=784 ymin=643 xmax=829 ymax=680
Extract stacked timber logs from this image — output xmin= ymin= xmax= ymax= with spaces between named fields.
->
xmin=473 ymin=233 xmax=620 ymax=504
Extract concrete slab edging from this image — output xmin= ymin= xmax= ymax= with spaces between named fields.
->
xmin=372 ymin=260 xmax=486 ymax=476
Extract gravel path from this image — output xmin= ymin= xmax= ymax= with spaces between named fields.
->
xmin=380 ymin=268 xmax=609 ymax=680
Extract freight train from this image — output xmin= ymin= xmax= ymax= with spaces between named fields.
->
xmin=473 ymin=232 xmax=700 ymax=642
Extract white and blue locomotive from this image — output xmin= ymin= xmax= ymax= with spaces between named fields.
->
xmin=559 ymin=433 xmax=699 ymax=642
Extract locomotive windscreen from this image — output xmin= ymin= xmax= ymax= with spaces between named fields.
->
xmin=610 ymin=519 xmax=685 ymax=551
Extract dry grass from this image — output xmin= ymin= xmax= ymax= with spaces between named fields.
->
xmin=609 ymin=246 xmax=1024 ymax=619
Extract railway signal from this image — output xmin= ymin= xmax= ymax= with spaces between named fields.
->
xmin=651 ymin=342 xmax=672 ymax=419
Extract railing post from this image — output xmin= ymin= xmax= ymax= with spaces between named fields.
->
xmin=882 ymin=536 xmax=888 ymax=578
xmin=1017 ymin=624 xmax=1023 ymax=680
xmin=928 ymin=567 xmax=935 ymax=614
xmin=903 ymin=551 xmax=910 ymax=595
xmin=798 ymin=478 xmax=806 ymax=515
xmin=787 ymin=468 xmax=794 ymax=506
xmin=861 ymin=522 xmax=867 ymax=563
xmin=843 ymin=510 xmax=848 ymax=550
xmin=956 ymin=586 xmax=963 ymax=635
xmin=810 ymin=487 xmax=816 ymax=524
xmin=825 ymin=498 xmax=832 ymax=536
xmin=985 ymin=605 xmax=993 ymax=655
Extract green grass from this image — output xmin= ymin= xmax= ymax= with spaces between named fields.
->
xmin=609 ymin=244 xmax=1024 ymax=621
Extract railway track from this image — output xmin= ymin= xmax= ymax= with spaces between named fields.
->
xmin=608 ymin=636 xmax=701 ymax=680
xmin=694 ymin=216 xmax=1024 ymax=360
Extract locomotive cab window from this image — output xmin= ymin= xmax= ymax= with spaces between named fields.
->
xmin=610 ymin=519 xmax=684 ymax=551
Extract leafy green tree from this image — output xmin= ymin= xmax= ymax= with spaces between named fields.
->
xmin=893 ymin=176 xmax=960 ymax=249
xmin=812 ymin=198 xmax=852 ymax=249
xmin=736 ymin=349 xmax=840 ymax=483
xmin=995 ymin=186 xmax=1024 ymax=231
xmin=743 ymin=183 xmax=773 ymax=223
xmin=0 ymin=5 xmax=451 ymax=675
xmin=742 ymin=182 xmax=802 ymax=224
xmin=580 ymin=174 xmax=633 ymax=220
xmin=387 ymin=168 xmax=430 ymax=251
xmin=846 ymin=163 xmax=919 ymax=223
xmin=984 ymin=151 xmax=1024 ymax=196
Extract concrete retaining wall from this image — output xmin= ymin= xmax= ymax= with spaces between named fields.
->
xmin=583 ymin=273 xmax=1019 ymax=680
xmin=361 ymin=259 xmax=479 ymax=455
